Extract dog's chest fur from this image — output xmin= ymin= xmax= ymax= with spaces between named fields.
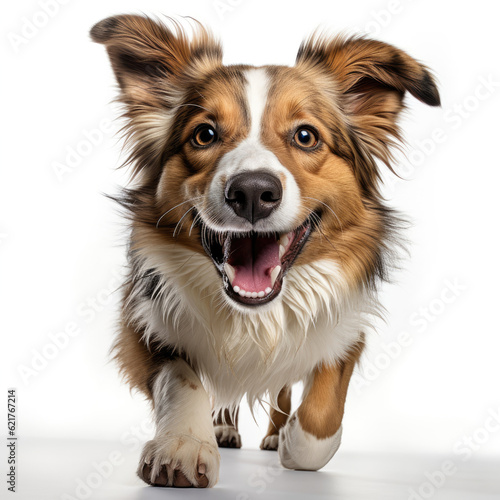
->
xmin=127 ymin=244 xmax=375 ymax=410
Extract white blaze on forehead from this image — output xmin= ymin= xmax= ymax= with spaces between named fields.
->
xmin=244 ymin=68 xmax=270 ymax=140
xmin=203 ymin=67 xmax=302 ymax=233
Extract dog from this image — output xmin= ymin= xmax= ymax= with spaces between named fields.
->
xmin=90 ymin=14 xmax=440 ymax=488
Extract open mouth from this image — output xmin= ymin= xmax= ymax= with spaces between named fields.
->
xmin=200 ymin=217 xmax=314 ymax=306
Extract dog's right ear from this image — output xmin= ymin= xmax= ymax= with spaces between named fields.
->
xmin=90 ymin=14 xmax=221 ymax=103
xmin=90 ymin=15 xmax=222 ymax=179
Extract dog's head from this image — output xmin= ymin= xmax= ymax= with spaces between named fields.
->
xmin=91 ymin=15 xmax=439 ymax=311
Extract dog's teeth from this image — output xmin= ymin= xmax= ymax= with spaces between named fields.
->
xmin=233 ymin=285 xmax=240 ymax=293
xmin=279 ymin=244 xmax=286 ymax=260
xmin=265 ymin=287 xmax=272 ymax=294
xmin=257 ymin=291 xmax=265 ymax=298
xmin=245 ymin=291 xmax=252 ymax=298
xmin=279 ymin=234 xmax=290 ymax=249
xmin=270 ymin=266 xmax=281 ymax=287
xmin=238 ymin=289 xmax=246 ymax=297
xmin=251 ymin=292 xmax=258 ymax=298
xmin=224 ymin=263 xmax=235 ymax=284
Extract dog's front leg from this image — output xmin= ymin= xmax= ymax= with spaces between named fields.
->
xmin=137 ymin=358 xmax=220 ymax=488
xmin=279 ymin=341 xmax=363 ymax=471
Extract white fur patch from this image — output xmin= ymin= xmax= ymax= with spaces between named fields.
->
xmin=137 ymin=359 xmax=220 ymax=486
xmin=127 ymin=244 xmax=378 ymax=415
xmin=279 ymin=414 xmax=342 ymax=470
xmin=245 ymin=68 xmax=269 ymax=140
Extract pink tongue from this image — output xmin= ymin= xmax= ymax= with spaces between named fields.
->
xmin=228 ymin=235 xmax=279 ymax=292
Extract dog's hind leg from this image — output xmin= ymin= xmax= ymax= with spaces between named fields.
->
xmin=214 ymin=407 xmax=242 ymax=448
xmin=260 ymin=385 xmax=292 ymax=451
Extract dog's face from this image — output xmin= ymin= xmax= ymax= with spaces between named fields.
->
xmin=91 ymin=15 xmax=439 ymax=311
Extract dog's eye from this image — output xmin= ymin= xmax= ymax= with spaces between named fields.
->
xmin=192 ymin=124 xmax=217 ymax=147
xmin=293 ymin=127 xmax=319 ymax=149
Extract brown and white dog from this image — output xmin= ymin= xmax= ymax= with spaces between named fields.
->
xmin=90 ymin=14 xmax=439 ymax=488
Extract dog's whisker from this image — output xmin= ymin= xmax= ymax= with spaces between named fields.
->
xmin=189 ymin=213 xmax=202 ymax=236
xmin=173 ymin=206 xmax=197 ymax=237
xmin=304 ymin=197 xmax=345 ymax=238
xmin=156 ymin=196 xmax=204 ymax=229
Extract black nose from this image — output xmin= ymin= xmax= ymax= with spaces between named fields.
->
xmin=225 ymin=171 xmax=282 ymax=224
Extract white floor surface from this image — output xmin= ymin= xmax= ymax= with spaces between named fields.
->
xmin=10 ymin=439 xmax=500 ymax=500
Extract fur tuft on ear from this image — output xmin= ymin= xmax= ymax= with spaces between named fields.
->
xmin=90 ymin=14 xmax=222 ymax=94
xmin=296 ymin=34 xmax=440 ymax=197
xmin=90 ymin=16 xmax=120 ymax=43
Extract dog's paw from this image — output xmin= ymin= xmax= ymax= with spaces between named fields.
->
xmin=278 ymin=413 xmax=342 ymax=471
xmin=137 ymin=434 xmax=220 ymax=488
xmin=214 ymin=424 xmax=242 ymax=448
xmin=260 ymin=434 xmax=279 ymax=451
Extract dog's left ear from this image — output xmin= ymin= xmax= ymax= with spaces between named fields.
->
xmin=296 ymin=35 xmax=440 ymax=194
xmin=297 ymin=34 xmax=440 ymax=112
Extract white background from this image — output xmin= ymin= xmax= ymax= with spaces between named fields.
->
xmin=2 ymin=0 xmax=500 ymax=480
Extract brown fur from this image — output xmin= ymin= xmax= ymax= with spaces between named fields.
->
xmin=112 ymin=283 xmax=180 ymax=401
xmin=112 ymin=320 xmax=154 ymax=397
xmin=298 ymin=338 xmax=365 ymax=439
xmin=214 ymin=408 xmax=239 ymax=429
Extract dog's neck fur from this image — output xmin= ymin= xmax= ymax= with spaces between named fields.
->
xmin=125 ymin=242 xmax=377 ymax=412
